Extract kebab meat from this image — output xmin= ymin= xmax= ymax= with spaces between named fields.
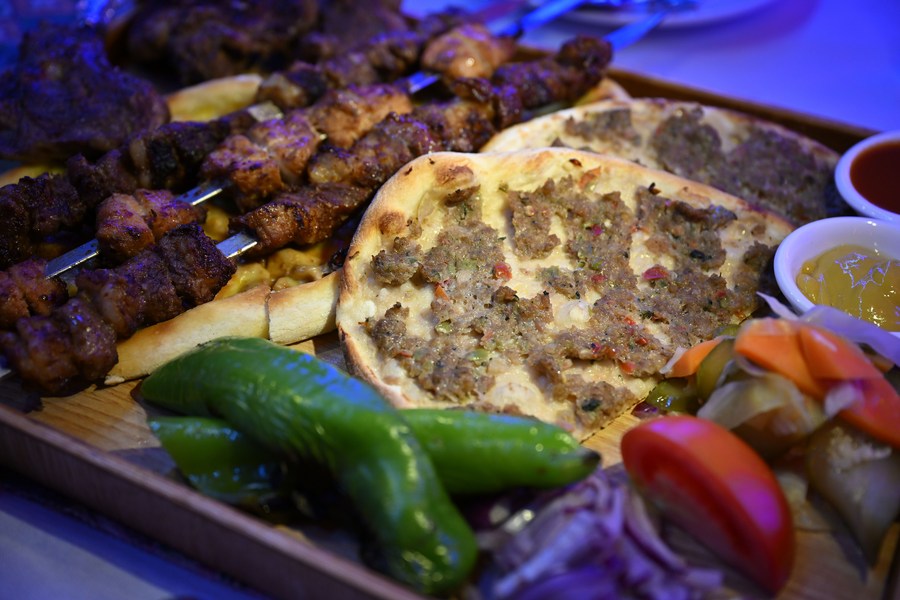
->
xmin=0 ymin=22 xmax=169 ymax=163
xmin=0 ymin=223 xmax=234 ymax=395
xmin=123 ymin=0 xmax=465 ymax=86
xmin=0 ymin=111 xmax=257 ymax=270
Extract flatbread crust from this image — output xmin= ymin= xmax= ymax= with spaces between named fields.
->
xmin=337 ymin=148 xmax=794 ymax=440
xmin=165 ymin=74 xmax=264 ymax=122
xmin=482 ymin=98 xmax=842 ymax=226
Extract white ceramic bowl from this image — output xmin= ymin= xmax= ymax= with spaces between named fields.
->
xmin=834 ymin=129 xmax=900 ymax=223
xmin=774 ymin=216 xmax=900 ymax=335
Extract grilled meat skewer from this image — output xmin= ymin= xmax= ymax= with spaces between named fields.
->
xmin=0 ymin=224 xmax=234 ymax=395
xmin=38 ymin=84 xmax=413 ymax=281
xmin=0 ymin=22 xmax=517 ymax=273
xmin=204 ymin=84 xmax=414 ymax=213
xmin=238 ymin=35 xmax=613 ymax=256
xmin=0 ymin=84 xmax=416 ymax=327
xmin=0 ymin=111 xmax=258 ymax=270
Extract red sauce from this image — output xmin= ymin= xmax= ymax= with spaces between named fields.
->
xmin=849 ymin=140 xmax=900 ymax=214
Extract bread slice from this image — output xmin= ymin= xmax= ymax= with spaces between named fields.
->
xmin=337 ymin=148 xmax=794 ymax=439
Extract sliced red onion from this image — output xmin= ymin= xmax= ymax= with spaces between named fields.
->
xmin=474 ymin=469 xmax=724 ymax=599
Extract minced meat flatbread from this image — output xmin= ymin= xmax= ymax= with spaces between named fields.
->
xmin=481 ymin=98 xmax=844 ymax=226
xmin=337 ymin=148 xmax=794 ymax=439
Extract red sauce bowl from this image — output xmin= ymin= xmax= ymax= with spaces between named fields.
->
xmin=835 ymin=130 xmax=900 ymax=223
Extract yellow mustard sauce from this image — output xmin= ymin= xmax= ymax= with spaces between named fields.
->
xmin=796 ymin=244 xmax=899 ymax=331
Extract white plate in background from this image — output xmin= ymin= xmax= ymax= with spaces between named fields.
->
xmin=560 ymin=0 xmax=778 ymax=28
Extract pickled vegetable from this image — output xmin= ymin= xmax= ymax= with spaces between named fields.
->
xmin=695 ymin=337 xmax=736 ymax=400
xmin=807 ymin=421 xmax=900 ymax=563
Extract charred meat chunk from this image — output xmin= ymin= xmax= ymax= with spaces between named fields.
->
xmin=125 ymin=0 xmax=319 ymax=84
xmin=0 ymin=173 xmax=85 ymax=268
xmin=96 ymin=189 xmax=206 ymax=263
xmin=0 ymin=296 xmax=118 ymax=395
xmin=154 ymin=223 xmax=236 ymax=307
xmin=0 ymin=259 xmax=68 ymax=329
xmin=239 ymin=184 xmax=371 ymax=255
xmin=421 ymin=24 xmax=516 ymax=80
xmin=0 ymin=23 xmax=169 ymax=162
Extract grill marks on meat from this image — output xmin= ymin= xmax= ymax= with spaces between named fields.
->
xmin=203 ymin=84 xmax=412 ymax=212
xmin=492 ymin=36 xmax=612 ymax=110
xmin=0 ymin=224 xmax=235 ymax=394
xmin=0 ymin=297 xmax=118 ymax=396
xmin=240 ymin=184 xmax=371 ymax=255
xmin=203 ymin=112 xmax=323 ymax=212
xmin=238 ymin=36 xmax=613 ymax=256
xmin=96 ymin=190 xmax=206 ymax=263
xmin=309 ymin=85 xmax=413 ymax=149
xmin=68 ymin=117 xmax=246 ymax=210
xmin=0 ymin=23 xmax=169 ymax=162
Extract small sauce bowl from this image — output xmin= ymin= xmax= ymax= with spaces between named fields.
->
xmin=835 ymin=129 xmax=900 ymax=223
xmin=773 ymin=216 xmax=900 ymax=336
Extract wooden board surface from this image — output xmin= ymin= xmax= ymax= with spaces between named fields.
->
xmin=0 ymin=71 xmax=896 ymax=600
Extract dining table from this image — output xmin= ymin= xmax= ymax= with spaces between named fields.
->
xmin=1 ymin=1 xmax=898 ymax=599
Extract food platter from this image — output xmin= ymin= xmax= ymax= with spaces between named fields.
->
xmin=2 ymin=63 xmax=897 ymax=597
xmin=0 ymin=4 xmax=896 ymax=597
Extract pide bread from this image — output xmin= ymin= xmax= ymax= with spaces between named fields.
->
xmin=482 ymin=98 xmax=843 ymax=226
xmin=337 ymin=148 xmax=794 ymax=440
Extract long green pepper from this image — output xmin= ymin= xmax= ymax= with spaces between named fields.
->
xmin=140 ymin=337 xmax=476 ymax=596
xmin=150 ymin=410 xmax=599 ymax=501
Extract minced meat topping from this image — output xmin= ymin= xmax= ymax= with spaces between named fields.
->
xmin=364 ymin=175 xmax=775 ymax=427
xmin=563 ymin=108 xmax=641 ymax=147
xmin=649 ymin=107 xmax=835 ymax=225
xmin=636 ymin=186 xmax=736 ymax=270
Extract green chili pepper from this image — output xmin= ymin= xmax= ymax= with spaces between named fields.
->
xmin=148 ymin=416 xmax=297 ymax=513
xmin=401 ymin=409 xmax=599 ymax=494
xmin=140 ymin=337 xmax=476 ymax=596
xmin=150 ymin=412 xmax=599 ymax=502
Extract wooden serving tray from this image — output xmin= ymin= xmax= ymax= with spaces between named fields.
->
xmin=0 ymin=71 xmax=896 ymax=600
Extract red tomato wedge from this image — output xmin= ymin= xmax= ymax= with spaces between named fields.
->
xmin=621 ymin=415 xmax=795 ymax=594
